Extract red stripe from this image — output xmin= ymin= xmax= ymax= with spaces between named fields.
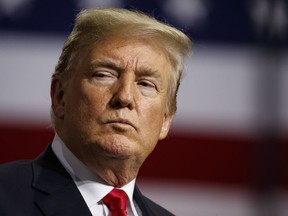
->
xmin=0 ymin=124 xmax=287 ymax=188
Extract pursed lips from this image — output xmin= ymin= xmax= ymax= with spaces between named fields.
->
xmin=106 ymin=118 xmax=136 ymax=130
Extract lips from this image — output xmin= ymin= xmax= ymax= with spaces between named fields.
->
xmin=106 ymin=118 xmax=136 ymax=130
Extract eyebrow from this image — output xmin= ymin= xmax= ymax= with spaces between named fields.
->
xmin=88 ymin=58 xmax=121 ymax=72
xmin=87 ymin=58 xmax=163 ymax=82
xmin=137 ymin=66 xmax=162 ymax=80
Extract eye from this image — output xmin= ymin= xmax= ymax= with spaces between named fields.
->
xmin=137 ymin=80 xmax=159 ymax=96
xmin=92 ymin=71 xmax=117 ymax=79
xmin=138 ymin=80 xmax=156 ymax=89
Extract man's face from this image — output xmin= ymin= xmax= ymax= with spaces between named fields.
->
xmin=52 ymin=37 xmax=174 ymax=168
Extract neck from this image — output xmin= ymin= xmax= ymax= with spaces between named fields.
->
xmin=56 ymin=132 xmax=144 ymax=187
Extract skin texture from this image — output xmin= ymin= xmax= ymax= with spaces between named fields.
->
xmin=51 ymin=37 xmax=174 ymax=187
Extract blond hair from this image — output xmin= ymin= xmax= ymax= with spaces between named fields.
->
xmin=52 ymin=8 xmax=191 ymax=115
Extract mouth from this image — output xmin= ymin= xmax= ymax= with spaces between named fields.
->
xmin=106 ymin=118 xmax=136 ymax=130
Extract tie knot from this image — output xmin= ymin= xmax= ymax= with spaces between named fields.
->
xmin=102 ymin=188 xmax=128 ymax=212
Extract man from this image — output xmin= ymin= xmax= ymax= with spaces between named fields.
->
xmin=0 ymin=8 xmax=191 ymax=216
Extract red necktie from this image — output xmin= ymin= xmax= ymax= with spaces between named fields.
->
xmin=102 ymin=188 xmax=128 ymax=216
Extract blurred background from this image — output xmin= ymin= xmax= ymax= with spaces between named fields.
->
xmin=0 ymin=0 xmax=287 ymax=215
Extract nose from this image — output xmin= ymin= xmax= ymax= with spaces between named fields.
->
xmin=110 ymin=76 xmax=136 ymax=110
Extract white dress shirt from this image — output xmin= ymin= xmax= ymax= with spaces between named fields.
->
xmin=51 ymin=134 xmax=141 ymax=216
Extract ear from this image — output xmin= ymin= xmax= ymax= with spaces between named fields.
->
xmin=159 ymin=113 xmax=174 ymax=140
xmin=50 ymin=79 xmax=65 ymax=119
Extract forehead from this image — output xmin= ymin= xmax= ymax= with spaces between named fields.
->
xmin=84 ymin=36 xmax=172 ymax=73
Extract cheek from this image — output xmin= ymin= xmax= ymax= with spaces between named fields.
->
xmin=71 ymin=85 xmax=99 ymax=111
xmin=140 ymin=102 xmax=166 ymax=134
xmin=65 ymin=89 xmax=93 ymax=124
xmin=75 ymin=90 xmax=111 ymax=129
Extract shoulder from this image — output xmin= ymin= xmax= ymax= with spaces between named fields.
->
xmin=0 ymin=160 xmax=34 ymax=208
xmin=0 ymin=160 xmax=32 ymax=176
xmin=134 ymin=185 xmax=175 ymax=216
xmin=0 ymin=160 xmax=48 ymax=215
xmin=0 ymin=160 xmax=33 ymax=186
xmin=141 ymin=195 xmax=175 ymax=216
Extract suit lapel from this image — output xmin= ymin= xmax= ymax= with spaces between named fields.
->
xmin=133 ymin=185 xmax=155 ymax=216
xmin=134 ymin=185 xmax=175 ymax=216
xmin=32 ymin=145 xmax=92 ymax=216
xmin=35 ymin=184 xmax=92 ymax=216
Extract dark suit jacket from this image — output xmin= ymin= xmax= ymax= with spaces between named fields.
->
xmin=0 ymin=145 xmax=174 ymax=216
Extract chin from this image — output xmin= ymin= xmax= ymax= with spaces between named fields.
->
xmin=106 ymin=143 xmax=135 ymax=158
xmin=99 ymin=137 xmax=136 ymax=158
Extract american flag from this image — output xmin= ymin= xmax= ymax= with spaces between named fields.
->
xmin=0 ymin=0 xmax=287 ymax=215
